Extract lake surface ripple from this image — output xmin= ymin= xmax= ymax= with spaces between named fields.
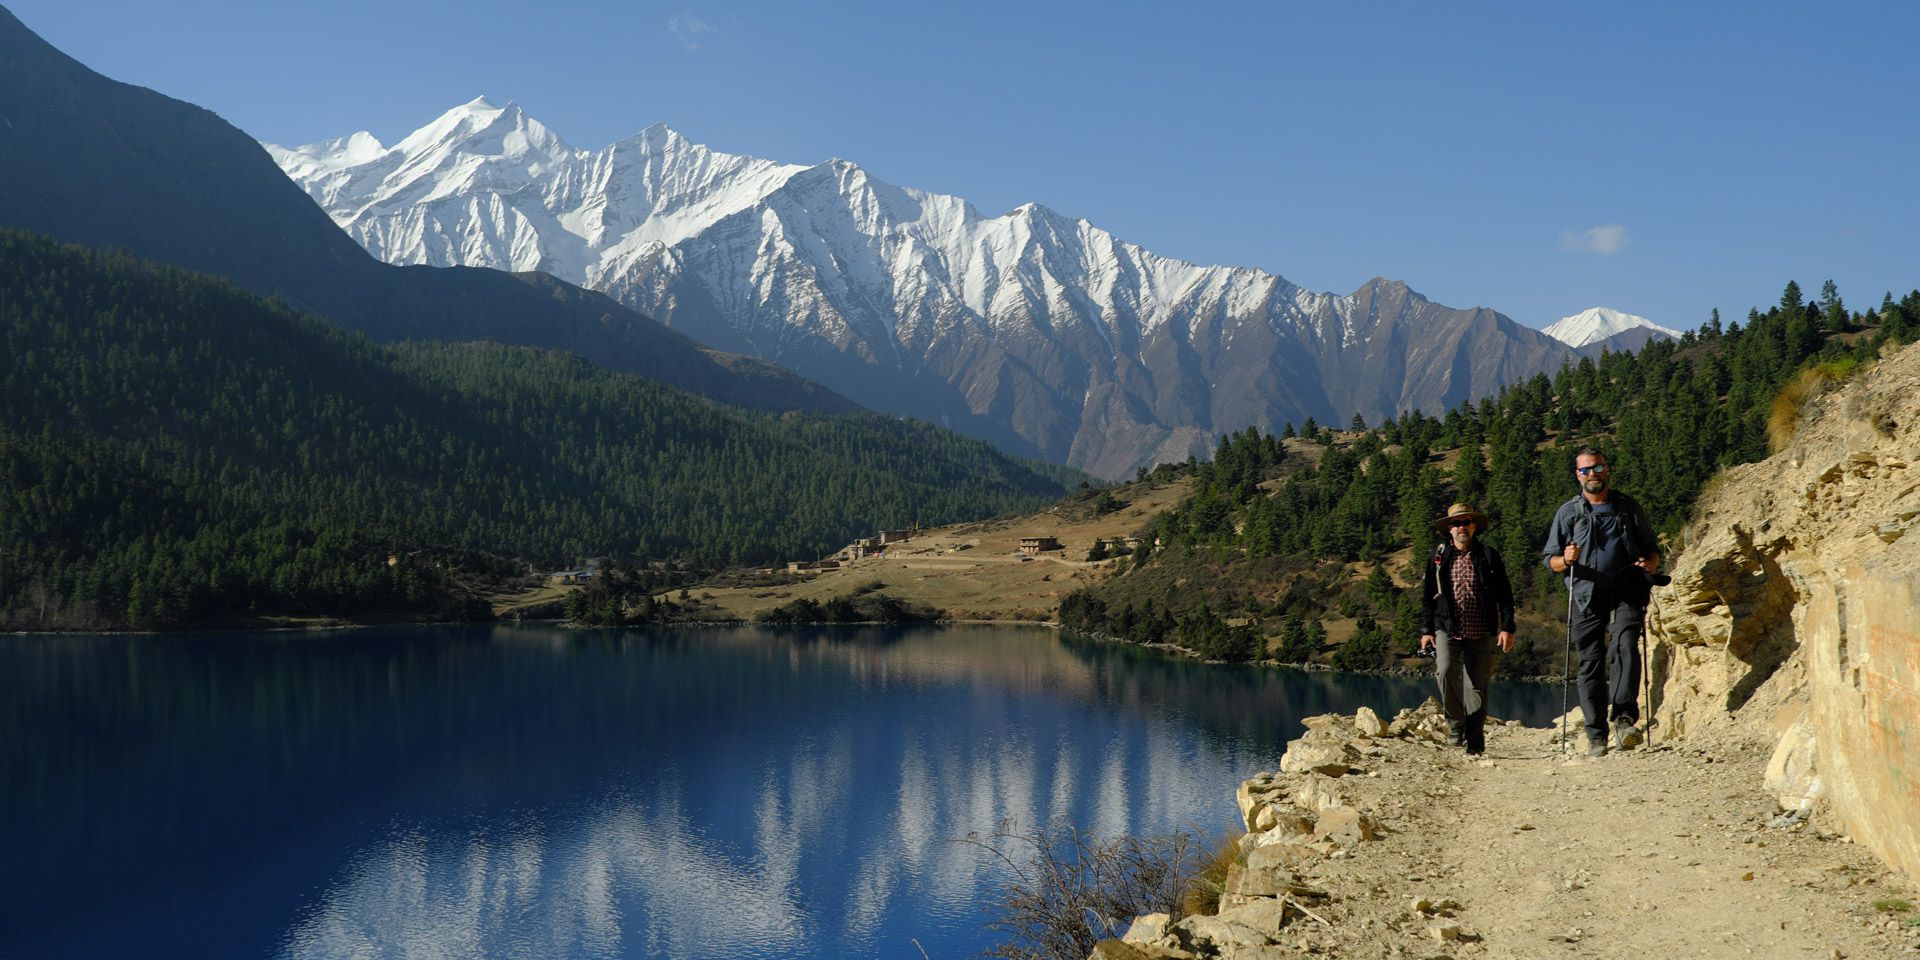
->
xmin=0 ymin=624 xmax=1561 ymax=960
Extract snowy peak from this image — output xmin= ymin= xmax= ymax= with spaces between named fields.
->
xmin=269 ymin=101 xmax=1578 ymax=476
xmin=1543 ymin=307 xmax=1681 ymax=348
xmin=264 ymin=130 xmax=386 ymax=175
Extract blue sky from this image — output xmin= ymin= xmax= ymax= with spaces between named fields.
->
xmin=13 ymin=0 xmax=1917 ymax=330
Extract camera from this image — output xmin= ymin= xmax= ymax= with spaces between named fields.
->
xmin=1620 ymin=566 xmax=1672 ymax=588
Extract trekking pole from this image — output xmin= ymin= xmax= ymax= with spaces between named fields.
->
xmin=1640 ymin=626 xmax=1650 ymax=748
xmin=1562 ymin=569 xmax=1573 ymax=758
xmin=1641 ymin=602 xmax=1656 ymax=747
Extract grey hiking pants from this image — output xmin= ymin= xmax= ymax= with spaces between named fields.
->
xmin=1434 ymin=629 xmax=1496 ymax=747
xmin=1570 ymin=589 xmax=1647 ymax=741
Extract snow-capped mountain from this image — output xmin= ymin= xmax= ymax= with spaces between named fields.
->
xmin=1543 ymin=308 xmax=1681 ymax=349
xmin=268 ymin=100 xmax=1577 ymax=477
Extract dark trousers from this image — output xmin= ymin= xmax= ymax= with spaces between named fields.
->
xmin=1570 ymin=589 xmax=1646 ymax=741
xmin=1434 ymin=629 xmax=1495 ymax=750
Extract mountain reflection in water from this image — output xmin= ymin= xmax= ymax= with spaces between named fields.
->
xmin=0 ymin=624 xmax=1561 ymax=960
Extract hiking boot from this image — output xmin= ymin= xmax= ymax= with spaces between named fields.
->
xmin=1587 ymin=738 xmax=1608 ymax=758
xmin=1611 ymin=720 xmax=1638 ymax=751
xmin=1446 ymin=730 xmax=1464 ymax=748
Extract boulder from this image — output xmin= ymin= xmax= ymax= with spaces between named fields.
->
xmin=1384 ymin=698 xmax=1448 ymax=742
xmin=1236 ymin=780 xmax=1286 ymax=828
xmin=1279 ymin=741 xmax=1359 ymax=776
xmin=1215 ymin=897 xmax=1299 ymax=934
xmin=1312 ymin=806 xmax=1378 ymax=844
xmin=1089 ymin=939 xmax=1196 ymax=960
xmin=1248 ymin=811 xmax=1315 ymax=845
xmin=1174 ymin=915 xmax=1271 ymax=951
xmin=1245 ymin=837 xmax=1320 ymax=862
xmin=1354 ymin=705 xmax=1388 ymax=737
xmin=1225 ymin=860 xmax=1326 ymax=899
xmin=1250 ymin=804 xmax=1279 ymax=832
xmin=1764 ymin=715 xmax=1824 ymax=812
xmin=1120 ymin=913 xmax=1172 ymax=944
xmin=1290 ymin=774 xmax=1350 ymax=813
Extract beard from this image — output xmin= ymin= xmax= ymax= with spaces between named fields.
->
xmin=1583 ymin=478 xmax=1608 ymax=495
xmin=1450 ymin=528 xmax=1475 ymax=548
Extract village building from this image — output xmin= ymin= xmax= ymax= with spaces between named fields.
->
xmin=1018 ymin=536 xmax=1062 ymax=555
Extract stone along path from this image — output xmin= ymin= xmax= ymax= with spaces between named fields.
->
xmin=1103 ymin=706 xmax=1917 ymax=960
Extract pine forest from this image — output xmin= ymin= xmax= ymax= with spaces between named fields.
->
xmin=0 ymin=231 xmax=1084 ymax=629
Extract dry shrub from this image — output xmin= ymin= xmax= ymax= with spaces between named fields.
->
xmin=1179 ymin=831 xmax=1247 ymax=917
xmin=965 ymin=818 xmax=1197 ymax=960
xmin=1767 ymin=360 xmax=1854 ymax=452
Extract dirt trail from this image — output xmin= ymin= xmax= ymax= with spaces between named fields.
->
xmin=1254 ymin=721 xmax=1916 ymax=959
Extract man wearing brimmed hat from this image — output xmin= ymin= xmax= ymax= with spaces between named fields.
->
xmin=1419 ymin=503 xmax=1516 ymax=755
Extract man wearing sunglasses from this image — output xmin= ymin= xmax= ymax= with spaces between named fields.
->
xmin=1418 ymin=503 xmax=1516 ymax=756
xmin=1543 ymin=448 xmax=1662 ymax=757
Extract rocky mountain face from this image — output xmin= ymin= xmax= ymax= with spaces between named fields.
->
xmin=0 ymin=11 xmax=856 ymax=416
xmin=272 ymin=101 xmax=1585 ymax=478
xmin=1648 ymin=339 xmax=1920 ymax=879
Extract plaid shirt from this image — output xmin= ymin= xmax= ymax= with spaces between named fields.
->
xmin=1420 ymin=542 xmax=1514 ymax=638
xmin=1450 ymin=550 xmax=1487 ymax=639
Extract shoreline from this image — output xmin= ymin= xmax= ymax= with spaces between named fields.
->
xmin=12 ymin=616 xmax=1573 ymax=684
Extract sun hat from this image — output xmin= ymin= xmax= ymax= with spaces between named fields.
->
xmin=1433 ymin=502 xmax=1489 ymax=534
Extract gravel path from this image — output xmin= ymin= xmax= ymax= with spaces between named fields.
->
xmin=1257 ymin=721 xmax=1918 ymax=959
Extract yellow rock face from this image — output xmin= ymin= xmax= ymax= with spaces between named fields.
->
xmin=1647 ymin=340 xmax=1920 ymax=880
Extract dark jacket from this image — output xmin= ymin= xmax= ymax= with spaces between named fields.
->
xmin=1541 ymin=490 xmax=1660 ymax=611
xmin=1419 ymin=540 xmax=1517 ymax=638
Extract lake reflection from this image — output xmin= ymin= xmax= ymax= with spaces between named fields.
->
xmin=0 ymin=624 xmax=1559 ymax=960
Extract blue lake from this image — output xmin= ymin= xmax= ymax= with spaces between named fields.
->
xmin=0 ymin=624 xmax=1563 ymax=960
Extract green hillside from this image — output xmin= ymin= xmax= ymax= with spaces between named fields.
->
xmin=1062 ymin=280 xmax=1918 ymax=672
xmin=0 ymin=231 xmax=1085 ymax=629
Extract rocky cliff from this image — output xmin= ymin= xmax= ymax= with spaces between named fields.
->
xmin=1648 ymin=339 xmax=1920 ymax=880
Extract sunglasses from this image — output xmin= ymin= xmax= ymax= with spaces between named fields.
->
xmin=1577 ymin=464 xmax=1609 ymax=476
xmin=1447 ymin=519 xmax=1476 ymax=528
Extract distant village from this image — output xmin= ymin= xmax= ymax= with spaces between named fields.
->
xmin=543 ymin=527 xmax=1146 ymax=583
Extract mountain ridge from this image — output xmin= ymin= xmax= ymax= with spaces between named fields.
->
xmin=0 ymin=8 xmax=857 ymax=417
xmin=276 ymin=101 xmax=1587 ymax=477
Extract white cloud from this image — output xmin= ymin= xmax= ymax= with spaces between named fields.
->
xmin=1560 ymin=223 xmax=1628 ymax=255
xmin=669 ymin=13 xmax=719 ymax=50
